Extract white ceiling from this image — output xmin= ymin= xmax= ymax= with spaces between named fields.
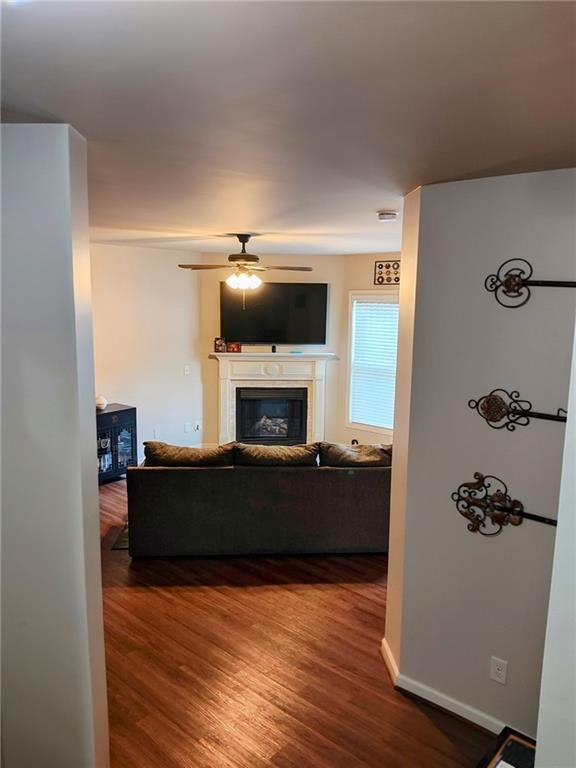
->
xmin=2 ymin=1 xmax=575 ymax=254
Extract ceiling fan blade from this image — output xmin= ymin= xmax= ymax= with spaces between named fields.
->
xmin=265 ymin=266 xmax=314 ymax=272
xmin=178 ymin=264 xmax=229 ymax=270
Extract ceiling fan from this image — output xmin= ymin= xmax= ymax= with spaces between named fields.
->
xmin=178 ymin=233 xmax=312 ymax=290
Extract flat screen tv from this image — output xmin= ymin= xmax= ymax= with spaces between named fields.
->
xmin=220 ymin=282 xmax=328 ymax=344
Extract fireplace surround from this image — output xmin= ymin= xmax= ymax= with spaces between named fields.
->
xmin=209 ymin=352 xmax=337 ymax=444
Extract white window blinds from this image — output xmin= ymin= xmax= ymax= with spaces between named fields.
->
xmin=349 ymin=295 xmax=399 ymax=431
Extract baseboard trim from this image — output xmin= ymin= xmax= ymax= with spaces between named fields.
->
xmin=380 ymin=637 xmax=399 ymax=684
xmin=395 ymin=675 xmax=504 ymax=734
xmin=380 ymin=638 xmax=504 ymax=735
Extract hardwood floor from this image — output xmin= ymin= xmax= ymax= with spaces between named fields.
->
xmin=100 ymin=479 xmax=128 ymax=546
xmin=100 ymin=481 xmax=492 ymax=768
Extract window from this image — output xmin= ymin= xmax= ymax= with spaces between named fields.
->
xmin=348 ymin=291 xmax=399 ymax=433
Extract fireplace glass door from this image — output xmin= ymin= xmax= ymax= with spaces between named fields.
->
xmin=236 ymin=388 xmax=308 ymax=445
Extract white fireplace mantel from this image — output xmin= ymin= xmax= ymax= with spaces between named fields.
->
xmin=209 ymin=352 xmax=338 ymax=444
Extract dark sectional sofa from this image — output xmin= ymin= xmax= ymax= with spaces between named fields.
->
xmin=127 ymin=441 xmax=391 ymax=558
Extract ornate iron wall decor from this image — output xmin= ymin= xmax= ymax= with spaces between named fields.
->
xmin=452 ymin=473 xmax=523 ymax=536
xmin=468 ymin=388 xmax=567 ymax=430
xmin=485 ymin=258 xmax=576 ymax=308
xmin=451 ymin=472 xmax=557 ymax=535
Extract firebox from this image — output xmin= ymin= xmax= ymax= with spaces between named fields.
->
xmin=235 ymin=388 xmax=308 ymax=445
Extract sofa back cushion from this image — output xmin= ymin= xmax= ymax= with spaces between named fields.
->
xmin=144 ymin=441 xmax=235 ymax=467
xmin=234 ymin=442 xmax=319 ymax=466
xmin=319 ymin=442 xmax=392 ymax=467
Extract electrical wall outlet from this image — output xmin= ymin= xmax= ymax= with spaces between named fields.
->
xmin=153 ymin=428 xmax=160 ymax=439
xmin=184 ymin=365 xmax=192 ymax=376
xmin=184 ymin=422 xmax=192 ymax=433
xmin=194 ymin=421 xmax=201 ymax=432
xmin=490 ymin=657 xmax=508 ymax=685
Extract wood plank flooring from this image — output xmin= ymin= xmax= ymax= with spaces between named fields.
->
xmin=100 ymin=481 xmax=493 ymax=768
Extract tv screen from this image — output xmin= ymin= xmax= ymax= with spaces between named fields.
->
xmin=220 ymin=282 xmax=328 ymax=344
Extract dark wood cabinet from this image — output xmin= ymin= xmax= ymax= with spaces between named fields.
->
xmin=96 ymin=403 xmax=137 ymax=484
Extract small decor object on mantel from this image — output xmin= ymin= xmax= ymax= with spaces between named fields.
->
xmin=214 ymin=337 xmax=227 ymax=353
xmin=226 ymin=342 xmax=242 ymax=353
xmin=374 ymin=259 xmax=400 ymax=286
xmin=95 ymin=395 xmax=108 ymax=411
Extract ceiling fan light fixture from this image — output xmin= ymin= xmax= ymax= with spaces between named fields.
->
xmin=236 ymin=273 xmax=251 ymax=290
xmin=248 ymin=273 xmax=262 ymax=289
xmin=226 ymin=271 xmax=262 ymax=290
xmin=179 ymin=234 xmax=311 ymax=279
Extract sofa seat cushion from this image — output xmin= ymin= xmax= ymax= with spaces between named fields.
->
xmin=234 ymin=442 xmax=319 ymax=466
xmin=319 ymin=442 xmax=392 ymax=467
xmin=144 ymin=441 xmax=235 ymax=467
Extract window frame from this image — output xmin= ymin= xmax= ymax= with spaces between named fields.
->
xmin=346 ymin=288 xmax=400 ymax=438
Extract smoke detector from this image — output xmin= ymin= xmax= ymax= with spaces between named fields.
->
xmin=377 ymin=209 xmax=398 ymax=222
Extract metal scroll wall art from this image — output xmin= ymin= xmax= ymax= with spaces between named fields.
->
xmin=451 ymin=259 xmax=573 ymax=536
xmin=451 ymin=473 xmax=557 ymax=537
xmin=485 ymin=258 xmax=576 ymax=308
xmin=468 ymin=388 xmax=567 ymax=431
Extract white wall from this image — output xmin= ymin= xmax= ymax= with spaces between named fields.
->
xmin=536 ymin=314 xmax=576 ymax=768
xmin=2 ymin=125 xmax=109 ymax=766
xmin=384 ymin=169 xmax=576 ymax=736
xmin=383 ymin=188 xmax=421 ymax=675
xmin=92 ymin=248 xmax=398 ymax=451
xmin=91 ymin=245 xmax=202 ymax=460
